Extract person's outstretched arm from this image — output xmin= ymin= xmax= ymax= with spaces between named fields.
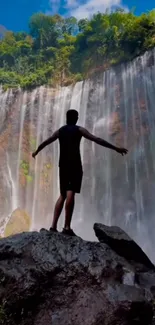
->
xmin=79 ymin=127 xmax=128 ymax=156
xmin=32 ymin=130 xmax=59 ymax=158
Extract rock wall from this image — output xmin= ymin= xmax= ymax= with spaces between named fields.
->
xmin=0 ymin=49 xmax=155 ymax=263
xmin=0 ymin=224 xmax=154 ymax=325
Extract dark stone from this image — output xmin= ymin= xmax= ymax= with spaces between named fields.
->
xmin=39 ymin=228 xmax=49 ymax=233
xmin=0 ymin=225 xmax=154 ymax=325
xmin=94 ymin=223 xmax=155 ymax=270
xmin=136 ymin=271 xmax=155 ymax=298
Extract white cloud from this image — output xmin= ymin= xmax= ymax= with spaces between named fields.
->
xmin=48 ymin=0 xmax=128 ymax=18
xmin=66 ymin=0 xmax=127 ymax=19
xmin=49 ymin=0 xmax=61 ymax=14
xmin=66 ymin=0 xmax=78 ymax=8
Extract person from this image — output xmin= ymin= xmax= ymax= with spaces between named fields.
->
xmin=32 ymin=109 xmax=128 ymax=236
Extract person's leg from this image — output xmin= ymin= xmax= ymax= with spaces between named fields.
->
xmin=51 ymin=194 xmax=66 ymax=230
xmin=64 ymin=191 xmax=75 ymax=230
xmin=50 ymin=166 xmax=67 ymax=231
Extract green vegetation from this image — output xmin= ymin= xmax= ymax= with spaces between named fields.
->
xmin=29 ymin=137 xmax=37 ymax=151
xmin=26 ymin=175 xmax=33 ymax=183
xmin=20 ymin=160 xmax=29 ymax=175
xmin=46 ymin=163 xmax=52 ymax=169
xmin=0 ymin=10 xmax=155 ymax=89
xmin=42 ymin=162 xmax=52 ymax=180
xmin=20 ymin=160 xmax=33 ymax=183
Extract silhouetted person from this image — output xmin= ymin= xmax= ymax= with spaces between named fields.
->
xmin=32 ymin=109 xmax=128 ymax=236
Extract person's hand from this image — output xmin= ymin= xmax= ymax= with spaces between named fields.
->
xmin=116 ymin=148 xmax=128 ymax=156
xmin=32 ymin=152 xmax=36 ymax=159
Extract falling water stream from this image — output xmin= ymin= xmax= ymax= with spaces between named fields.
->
xmin=0 ymin=49 xmax=155 ymax=262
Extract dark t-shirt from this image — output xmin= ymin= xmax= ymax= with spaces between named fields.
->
xmin=58 ymin=125 xmax=82 ymax=169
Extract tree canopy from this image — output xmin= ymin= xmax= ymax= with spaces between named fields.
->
xmin=0 ymin=10 xmax=155 ymax=89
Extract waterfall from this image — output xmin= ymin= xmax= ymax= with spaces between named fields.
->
xmin=0 ymin=49 xmax=155 ymax=262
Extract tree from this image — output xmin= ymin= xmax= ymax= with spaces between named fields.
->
xmin=0 ymin=32 xmax=17 ymax=66
xmin=29 ymin=13 xmax=59 ymax=48
xmin=78 ymin=19 xmax=88 ymax=32
xmin=0 ymin=10 xmax=154 ymax=89
xmin=62 ymin=17 xmax=78 ymax=35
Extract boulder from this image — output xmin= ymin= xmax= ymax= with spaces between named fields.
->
xmin=136 ymin=271 xmax=155 ymax=298
xmin=0 ymin=224 xmax=154 ymax=325
xmin=4 ymin=208 xmax=31 ymax=237
xmin=94 ymin=223 xmax=155 ymax=270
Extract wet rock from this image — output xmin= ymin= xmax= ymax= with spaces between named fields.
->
xmin=0 ymin=224 xmax=154 ymax=325
xmin=94 ymin=223 xmax=155 ymax=270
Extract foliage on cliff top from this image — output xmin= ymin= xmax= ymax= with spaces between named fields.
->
xmin=0 ymin=9 xmax=155 ymax=89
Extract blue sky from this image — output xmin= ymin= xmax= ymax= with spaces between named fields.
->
xmin=0 ymin=0 xmax=154 ymax=32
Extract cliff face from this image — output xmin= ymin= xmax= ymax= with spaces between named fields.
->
xmin=0 ymin=223 xmax=154 ymax=325
xmin=0 ymin=50 xmax=155 ymax=263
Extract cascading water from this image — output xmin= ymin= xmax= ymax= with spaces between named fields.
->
xmin=0 ymin=49 xmax=155 ymax=262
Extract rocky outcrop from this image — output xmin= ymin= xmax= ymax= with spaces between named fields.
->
xmin=0 ymin=223 xmax=154 ymax=325
xmin=94 ymin=223 xmax=155 ymax=271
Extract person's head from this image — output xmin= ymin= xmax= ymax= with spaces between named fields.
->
xmin=66 ymin=110 xmax=79 ymax=125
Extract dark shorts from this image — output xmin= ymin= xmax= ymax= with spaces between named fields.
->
xmin=59 ymin=166 xmax=83 ymax=195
